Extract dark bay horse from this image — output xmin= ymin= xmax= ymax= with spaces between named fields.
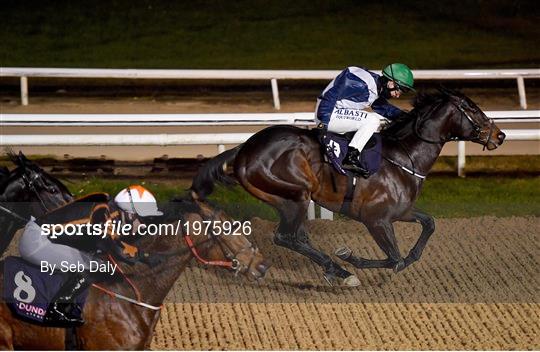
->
xmin=0 ymin=197 xmax=269 ymax=349
xmin=191 ymin=89 xmax=506 ymax=286
xmin=0 ymin=151 xmax=73 ymax=255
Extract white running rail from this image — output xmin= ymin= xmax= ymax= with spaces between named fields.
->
xmin=2 ymin=67 xmax=539 ymax=109
xmin=1 ymin=110 xmax=538 ymax=126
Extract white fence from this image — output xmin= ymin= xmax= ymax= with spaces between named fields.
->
xmin=0 ymin=112 xmax=316 ymax=126
xmin=2 ymin=111 xmax=538 ymax=177
xmin=2 ymin=111 xmax=538 ymax=220
xmin=2 ymin=110 xmax=538 ymax=126
xmin=2 ymin=67 xmax=539 ymax=109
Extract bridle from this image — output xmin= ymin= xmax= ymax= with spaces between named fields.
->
xmin=0 ymin=167 xmax=64 ymax=223
xmin=384 ymin=96 xmax=495 ymax=179
xmin=20 ymin=171 xmax=53 ymax=212
xmin=414 ymin=98 xmax=494 ymax=148
xmin=124 ymin=185 xmax=257 ymax=274
xmin=137 ymin=205 xmax=258 ymax=275
xmin=454 ymin=100 xmax=495 ymax=151
xmin=183 ymin=211 xmax=258 ymax=275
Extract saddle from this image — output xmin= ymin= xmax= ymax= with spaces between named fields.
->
xmin=317 ymin=128 xmax=382 ymax=176
xmin=2 ymin=256 xmax=90 ymax=326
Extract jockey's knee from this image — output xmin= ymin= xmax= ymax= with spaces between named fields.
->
xmin=365 ymin=113 xmax=382 ymax=128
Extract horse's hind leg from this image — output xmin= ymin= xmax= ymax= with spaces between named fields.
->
xmin=275 ymin=199 xmax=355 ymax=284
xmin=399 ymin=209 xmax=435 ymax=270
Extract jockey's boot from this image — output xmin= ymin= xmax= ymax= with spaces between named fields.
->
xmin=44 ymin=272 xmax=91 ymax=327
xmin=343 ymin=148 xmax=371 ymax=178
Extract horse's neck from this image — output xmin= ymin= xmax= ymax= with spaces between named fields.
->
xmin=114 ymin=234 xmax=192 ymax=305
xmin=131 ymin=253 xmax=191 ymax=304
xmin=386 ymin=135 xmax=445 ymax=177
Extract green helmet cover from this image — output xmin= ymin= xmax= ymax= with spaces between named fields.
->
xmin=382 ymin=63 xmax=414 ymax=90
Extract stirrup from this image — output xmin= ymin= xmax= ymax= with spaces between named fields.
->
xmin=342 ymin=163 xmax=371 ymax=178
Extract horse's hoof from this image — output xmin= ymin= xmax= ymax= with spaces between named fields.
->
xmin=322 ymin=272 xmax=337 ymax=287
xmin=342 ymin=275 xmax=361 ymax=287
xmin=393 ymin=258 xmax=406 ymax=273
xmin=335 ymin=246 xmax=352 ymax=260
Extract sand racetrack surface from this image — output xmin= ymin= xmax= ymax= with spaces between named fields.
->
xmin=150 ymin=216 xmax=539 ymax=350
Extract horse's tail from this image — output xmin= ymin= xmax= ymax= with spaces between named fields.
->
xmin=190 ymin=145 xmax=242 ymax=200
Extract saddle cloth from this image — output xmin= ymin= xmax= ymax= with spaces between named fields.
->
xmin=3 ymin=256 xmax=89 ymax=326
xmin=319 ymin=129 xmax=382 ymax=175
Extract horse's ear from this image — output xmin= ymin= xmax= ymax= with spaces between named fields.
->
xmin=5 ymin=147 xmax=17 ymax=166
xmin=438 ymin=85 xmax=464 ymax=99
xmin=437 ymin=85 xmax=454 ymax=97
xmin=18 ymin=151 xmax=29 ymax=163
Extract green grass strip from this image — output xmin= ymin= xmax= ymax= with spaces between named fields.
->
xmin=63 ymin=176 xmax=539 ymax=220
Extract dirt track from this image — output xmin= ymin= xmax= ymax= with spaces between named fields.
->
xmin=150 ymin=216 xmax=539 ymax=350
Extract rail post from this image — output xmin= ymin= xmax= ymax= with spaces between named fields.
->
xmin=457 ymin=141 xmax=466 ymax=177
xmin=271 ymin=78 xmax=281 ymax=110
xmin=20 ymin=76 xmax=29 ymax=106
xmin=307 ymin=201 xmax=316 ymax=220
xmin=218 ymin=144 xmax=226 ymax=170
xmin=320 ymin=207 xmax=334 ymax=220
xmin=516 ymin=76 xmax=527 ymax=109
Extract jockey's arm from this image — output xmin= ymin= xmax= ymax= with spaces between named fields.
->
xmin=371 ymin=97 xmax=404 ymax=120
xmin=90 ymin=203 xmax=141 ymax=265
xmin=317 ymin=68 xmax=371 ymax=124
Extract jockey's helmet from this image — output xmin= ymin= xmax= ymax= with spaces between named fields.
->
xmin=382 ymin=63 xmax=415 ymax=92
xmin=114 ymin=185 xmax=163 ymax=217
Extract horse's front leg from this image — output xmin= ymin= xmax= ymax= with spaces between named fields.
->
xmin=337 ymin=220 xmax=405 ymax=272
xmin=399 ymin=209 xmax=435 ymax=270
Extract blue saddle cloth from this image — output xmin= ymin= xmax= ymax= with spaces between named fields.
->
xmin=2 ymin=256 xmax=89 ymax=325
xmin=320 ymin=130 xmax=382 ymax=175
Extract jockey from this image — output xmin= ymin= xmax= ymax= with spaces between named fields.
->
xmin=316 ymin=63 xmax=414 ymax=176
xmin=18 ymin=185 xmax=163 ymax=326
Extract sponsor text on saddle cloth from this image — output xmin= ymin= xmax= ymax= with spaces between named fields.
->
xmin=3 ymin=256 xmax=89 ymax=324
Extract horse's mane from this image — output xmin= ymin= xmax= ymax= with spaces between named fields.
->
xmin=381 ymin=89 xmax=452 ymax=140
xmin=0 ymin=166 xmax=9 ymax=186
xmin=158 ymin=195 xmax=202 ymax=223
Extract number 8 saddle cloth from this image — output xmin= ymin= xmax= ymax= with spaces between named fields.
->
xmin=3 ymin=260 xmax=90 ymax=326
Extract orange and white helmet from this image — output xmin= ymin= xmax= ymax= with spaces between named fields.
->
xmin=114 ymin=185 xmax=163 ymax=217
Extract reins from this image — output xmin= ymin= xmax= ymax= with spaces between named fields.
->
xmin=382 ymin=96 xmax=493 ymax=179
xmin=92 ymin=255 xmax=162 ymax=311
xmin=91 ymin=208 xmax=255 ymax=310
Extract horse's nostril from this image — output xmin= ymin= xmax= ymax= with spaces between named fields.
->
xmin=498 ymin=132 xmax=506 ymax=143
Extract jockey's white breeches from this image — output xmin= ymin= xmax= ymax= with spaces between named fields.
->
xmin=327 ymin=109 xmax=383 ymax=152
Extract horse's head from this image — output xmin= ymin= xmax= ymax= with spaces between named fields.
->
xmin=441 ymin=88 xmax=505 ymax=150
xmin=189 ymin=199 xmax=271 ymax=281
xmin=158 ymin=196 xmax=270 ymax=281
xmin=411 ymin=89 xmax=505 ymax=150
xmin=3 ymin=151 xmax=73 ymax=215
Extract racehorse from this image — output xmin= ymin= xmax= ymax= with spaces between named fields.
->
xmin=0 ymin=196 xmax=270 ymax=349
xmin=191 ymin=88 xmax=506 ymax=286
xmin=0 ymin=151 xmax=73 ymax=255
